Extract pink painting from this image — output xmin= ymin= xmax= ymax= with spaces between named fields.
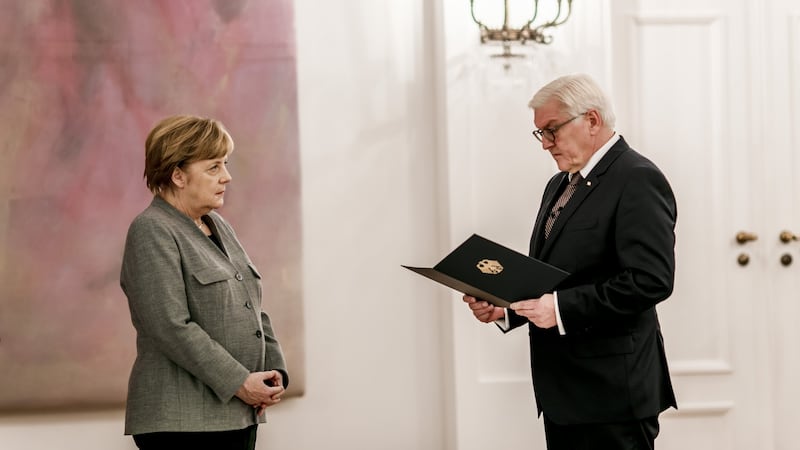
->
xmin=0 ymin=0 xmax=304 ymax=411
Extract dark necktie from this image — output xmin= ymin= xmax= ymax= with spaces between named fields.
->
xmin=544 ymin=172 xmax=582 ymax=239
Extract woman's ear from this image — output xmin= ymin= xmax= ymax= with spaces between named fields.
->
xmin=171 ymin=166 xmax=186 ymax=189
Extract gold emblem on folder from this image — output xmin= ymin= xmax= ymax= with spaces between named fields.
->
xmin=477 ymin=259 xmax=503 ymax=274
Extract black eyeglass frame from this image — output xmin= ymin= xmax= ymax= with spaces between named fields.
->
xmin=532 ymin=112 xmax=586 ymax=143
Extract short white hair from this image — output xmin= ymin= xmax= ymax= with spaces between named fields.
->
xmin=528 ymin=73 xmax=616 ymax=129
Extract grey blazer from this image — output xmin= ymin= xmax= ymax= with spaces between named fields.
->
xmin=120 ymin=196 xmax=288 ymax=435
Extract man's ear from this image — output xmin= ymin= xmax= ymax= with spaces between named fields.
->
xmin=586 ymin=110 xmax=603 ymax=134
xmin=171 ymin=167 xmax=186 ymax=189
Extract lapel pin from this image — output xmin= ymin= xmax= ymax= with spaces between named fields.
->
xmin=586 ymin=181 xmax=592 ymax=186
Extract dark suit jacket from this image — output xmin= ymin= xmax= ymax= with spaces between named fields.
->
xmin=508 ymin=136 xmax=677 ymax=425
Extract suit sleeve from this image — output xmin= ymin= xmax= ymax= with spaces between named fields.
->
xmin=261 ymin=311 xmax=289 ymax=388
xmin=558 ymin=164 xmax=677 ymax=329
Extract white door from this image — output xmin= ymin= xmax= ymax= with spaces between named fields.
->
xmin=760 ymin=1 xmax=800 ymax=449
xmin=610 ymin=0 xmax=770 ymax=448
xmin=611 ymin=1 xmax=800 ymax=449
xmin=443 ymin=0 xmax=800 ymax=449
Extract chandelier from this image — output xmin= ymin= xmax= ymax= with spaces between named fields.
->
xmin=469 ymin=0 xmax=574 ymax=60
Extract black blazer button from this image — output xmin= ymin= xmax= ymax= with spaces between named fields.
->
xmin=255 ymin=330 xmax=263 ymax=338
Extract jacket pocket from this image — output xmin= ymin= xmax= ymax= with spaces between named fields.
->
xmin=192 ymin=266 xmax=232 ymax=285
xmin=564 ymin=218 xmax=598 ymax=231
xmin=570 ymin=334 xmax=634 ymax=358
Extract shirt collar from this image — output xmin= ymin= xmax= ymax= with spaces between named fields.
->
xmin=573 ymin=132 xmax=619 ymax=180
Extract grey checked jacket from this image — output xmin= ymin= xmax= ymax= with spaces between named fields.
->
xmin=120 ymin=196 xmax=288 ymax=435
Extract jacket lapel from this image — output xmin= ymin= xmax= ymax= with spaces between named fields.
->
xmin=537 ymin=137 xmax=629 ymax=258
xmin=531 ymin=173 xmax=568 ymax=257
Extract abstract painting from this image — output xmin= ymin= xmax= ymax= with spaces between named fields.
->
xmin=0 ymin=0 xmax=304 ymax=412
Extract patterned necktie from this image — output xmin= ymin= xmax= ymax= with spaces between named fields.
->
xmin=544 ymin=172 xmax=582 ymax=239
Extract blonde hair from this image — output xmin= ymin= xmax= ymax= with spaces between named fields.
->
xmin=143 ymin=115 xmax=233 ymax=194
xmin=528 ymin=74 xmax=616 ymax=129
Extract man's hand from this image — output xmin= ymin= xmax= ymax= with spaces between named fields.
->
xmin=462 ymin=295 xmax=505 ymax=323
xmin=509 ymin=293 xmax=556 ymax=329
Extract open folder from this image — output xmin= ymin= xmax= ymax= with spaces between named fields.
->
xmin=402 ymin=234 xmax=569 ymax=308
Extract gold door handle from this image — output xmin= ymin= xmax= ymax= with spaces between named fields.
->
xmin=735 ymin=231 xmax=758 ymax=244
xmin=779 ymin=231 xmax=798 ymax=243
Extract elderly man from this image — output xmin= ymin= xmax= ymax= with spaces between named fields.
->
xmin=464 ymin=73 xmax=677 ymax=450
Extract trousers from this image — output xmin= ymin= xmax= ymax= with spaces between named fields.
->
xmin=543 ymin=415 xmax=660 ymax=450
xmin=133 ymin=424 xmax=258 ymax=450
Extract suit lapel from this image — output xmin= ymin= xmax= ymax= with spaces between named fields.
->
xmin=537 ymin=137 xmax=629 ymax=258
xmin=531 ymin=173 xmax=568 ymax=257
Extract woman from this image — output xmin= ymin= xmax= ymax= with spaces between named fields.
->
xmin=120 ymin=115 xmax=288 ymax=449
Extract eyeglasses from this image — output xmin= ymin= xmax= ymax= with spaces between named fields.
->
xmin=532 ymin=113 xmax=583 ymax=143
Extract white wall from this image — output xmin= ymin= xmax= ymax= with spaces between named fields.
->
xmin=260 ymin=0 xmax=450 ymax=448
xmin=0 ymin=0 xmax=450 ymax=449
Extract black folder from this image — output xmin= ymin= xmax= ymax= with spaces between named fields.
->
xmin=402 ymin=234 xmax=569 ymax=308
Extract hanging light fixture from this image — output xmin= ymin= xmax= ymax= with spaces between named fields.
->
xmin=469 ymin=0 xmax=574 ymax=60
